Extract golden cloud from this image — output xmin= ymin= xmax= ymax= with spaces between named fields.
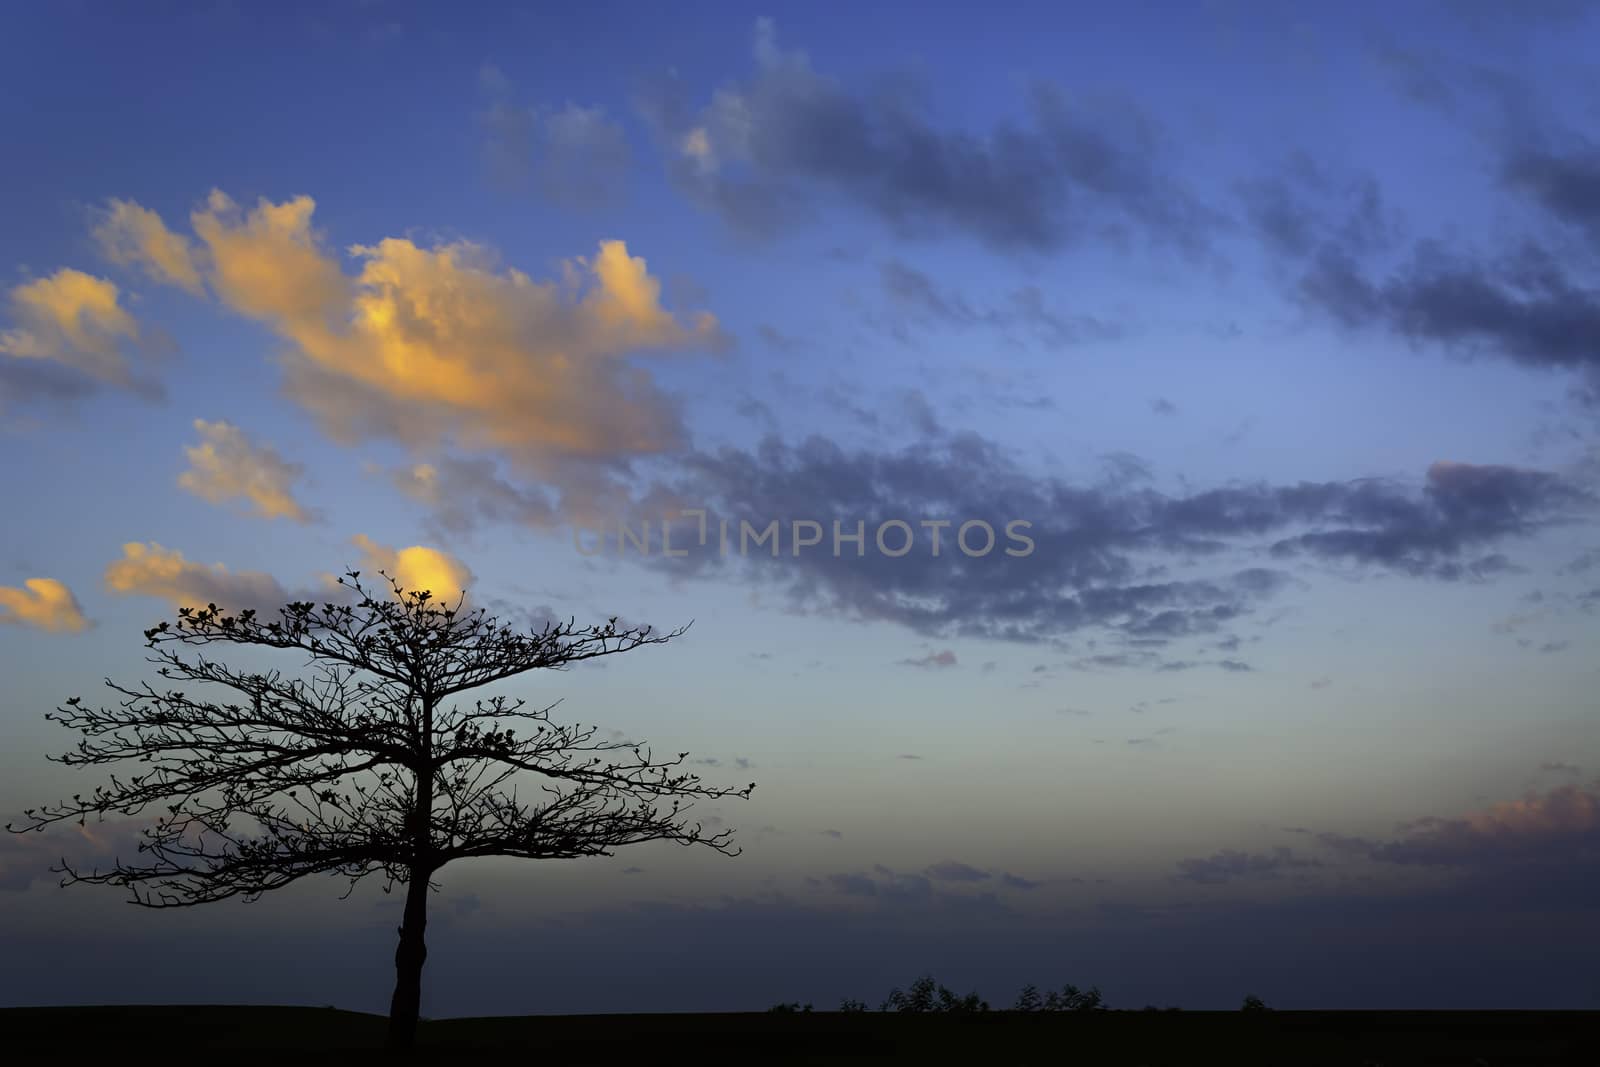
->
xmin=352 ymin=534 xmax=473 ymax=605
xmin=94 ymin=199 xmax=204 ymax=295
xmin=0 ymin=578 xmax=88 ymax=633
xmin=103 ymin=537 xmax=474 ymax=614
xmin=190 ymin=191 xmax=351 ymax=330
xmin=100 ymin=190 xmax=724 ymax=518
xmin=178 ymin=418 xmax=313 ymax=522
xmin=104 ymin=542 xmax=292 ymax=612
xmin=0 ymin=268 xmax=140 ymax=384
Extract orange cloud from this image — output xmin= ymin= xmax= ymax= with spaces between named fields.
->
xmin=104 ymin=191 xmax=723 ymax=518
xmin=190 ymin=190 xmax=351 ymax=330
xmin=0 ymin=578 xmax=88 ymax=633
xmin=178 ymin=418 xmax=313 ymax=522
xmin=351 ymin=534 xmax=473 ymax=605
xmin=103 ymin=537 xmax=473 ymax=614
xmin=194 ymin=193 xmax=716 ymax=462
xmin=94 ymin=199 xmax=204 ymax=295
xmin=0 ymin=268 xmax=140 ymax=385
xmin=104 ymin=542 xmax=293 ymax=612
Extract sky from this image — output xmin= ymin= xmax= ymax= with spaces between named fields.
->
xmin=2 ymin=0 xmax=1599 ymax=1013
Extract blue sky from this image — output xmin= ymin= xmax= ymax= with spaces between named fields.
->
xmin=2 ymin=0 xmax=1599 ymax=1012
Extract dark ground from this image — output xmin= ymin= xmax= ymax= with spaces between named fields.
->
xmin=4 ymin=1006 xmax=1597 ymax=1063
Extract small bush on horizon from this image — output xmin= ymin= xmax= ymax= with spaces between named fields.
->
xmin=1041 ymin=984 xmax=1106 ymax=1012
xmin=882 ymin=974 xmax=988 ymax=1013
xmin=777 ymin=977 xmax=1117 ymax=1015
xmin=768 ymin=1002 xmax=813 ymax=1013
xmin=1241 ymin=995 xmax=1270 ymax=1013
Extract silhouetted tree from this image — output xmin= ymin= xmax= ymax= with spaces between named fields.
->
xmin=1241 ymin=994 xmax=1270 ymax=1013
xmin=839 ymin=998 xmax=868 ymax=1012
xmin=1013 ymin=983 xmax=1043 ymax=1012
xmin=6 ymin=571 xmax=754 ymax=1047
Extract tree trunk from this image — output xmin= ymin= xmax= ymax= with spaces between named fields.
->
xmin=386 ymin=862 xmax=430 ymax=1047
xmin=388 ymin=739 xmax=435 ymax=1049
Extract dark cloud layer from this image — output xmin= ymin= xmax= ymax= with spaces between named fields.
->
xmin=637 ymin=19 xmax=1216 ymax=255
xmin=1176 ymin=847 xmax=1320 ymax=885
xmin=1277 ymin=130 xmax=1600 ymax=400
xmin=641 ymin=431 xmax=1589 ymax=648
xmin=1503 ymin=147 xmax=1600 ymax=241
xmin=1300 ymin=240 xmax=1600 ymax=381
xmin=1334 ymin=783 xmax=1599 ymax=870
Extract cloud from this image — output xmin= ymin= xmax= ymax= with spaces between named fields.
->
xmin=479 ymin=69 xmax=632 ymax=209
xmin=351 ymin=534 xmax=472 ymax=604
xmin=878 ymin=260 xmax=1121 ymax=348
xmin=103 ymin=542 xmax=295 ymax=612
xmin=1000 ymin=872 xmax=1041 ymax=890
xmin=925 ymin=860 xmax=991 ymax=883
xmin=102 ymin=536 xmax=471 ymax=613
xmin=93 ymin=198 xmax=204 ymax=294
xmin=1501 ymin=146 xmax=1600 ymax=241
xmin=178 ymin=419 xmax=314 ymax=522
xmin=1264 ymin=460 xmax=1590 ymax=578
xmin=0 ymin=577 xmax=88 ymax=633
xmin=1367 ymin=784 xmax=1600 ymax=868
xmin=637 ymin=18 xmax=1215 ymax=254
xmin=0 ymin=819 xmax=147 ymax=892
xmin=1557 ymin=547 xmax=1600 ymax=575
xmin=0 ymin=269 xmax=152 ymax=399
xmin=1288 ymin=782 xmax=1600 ymax=906
xmin=826 ymin=872 xmax=878 ymax=897
xmin=111 ymin=192 xmax=723 ymax=517
xmin=899 ymin=649 xmax=957 ymax=668
xmin=813 ymin=864 xmax=1015 ymax=918
xmin=0 ymin=358 xmax=100 ymax=413
xmin=1279 ymin=136 xmax=1600 ymax=401
xmin=1176 ymin=847 xmax=1321 ymax=885
xmin=388 ymin=455 xmax=557 ymax=535
xmin=1237 ymin=152 xmax=1395 ymax=262
xmin=1299 ymin=240 xmax=1600 ymax=388
xmin=650 ymin=431 xmax=1587 ymax=645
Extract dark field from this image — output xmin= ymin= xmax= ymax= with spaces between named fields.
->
xmin=4 ymin=1006 xmax=1596 ymax=1063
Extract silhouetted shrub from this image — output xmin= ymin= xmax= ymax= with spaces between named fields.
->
xmin=1014 ymin=984 xmax=1043 ymax=1012
xmin=1042 ymin=984 xmax=1105 ymax=1011
xmin=839 ymin=998 xmax=868 ymax=1012
xmin=768 ymin=1001 xmax=813 ymax=1013
xmin=881 ymin=974 xmax=988 ymax=1013
xmin=1241 ymin=995 xmax=1270 ymax=1013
